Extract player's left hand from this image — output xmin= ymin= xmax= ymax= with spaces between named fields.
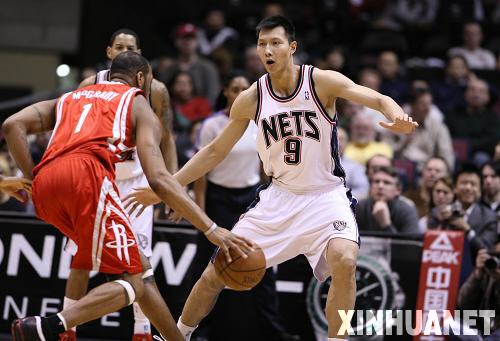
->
xmin=0 ymin=176 xmax=32 ymax=202
xmin=123 ymin=187 xmax=160 ymax=217
xmin=379 ymin=114 xmax=418 ymax=134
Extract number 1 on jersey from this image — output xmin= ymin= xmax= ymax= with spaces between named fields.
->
xmin=74 ymin=103 xmax=92 ymax=134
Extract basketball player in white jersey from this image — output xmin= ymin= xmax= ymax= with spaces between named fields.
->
xmin=127 ymin=16 xmax=417 ymax=340
xmin=61 ymin=29 xmax=177 ymax=341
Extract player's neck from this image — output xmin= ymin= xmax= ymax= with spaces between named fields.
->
xmin=268 ymin=63 xmax=300 ymax=97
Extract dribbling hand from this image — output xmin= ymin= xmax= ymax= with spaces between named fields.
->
xmin=379 ymin=114 xmax=418 ymax=134
xmin=0 ymin=176 xmax=32 ymax=202
xmin=123 ymin=187 xmax=160 ymax=217
xmin=206 ymin=226 xmax=256 ymax=263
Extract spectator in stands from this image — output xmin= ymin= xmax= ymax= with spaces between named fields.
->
xmin=158 ymin=23 xmax=221 ymax=104
xmin=391 ymin=88 xmax=455 ymax=170
xmin=448 ymin=21 xmax=496 ymax=70
xmin=197 ymin=9 xmax=238 ymax=57
xmin=457 ymin=243 xmax=500 ymax=339
xmin=317 ymin=46 xmax=351 ymax=77
xmin=481 ymin=161 xmax=500 ymax=213
xmin=262 ymin=3 xmax=285 ymax=18
xmin=421 ymin=176 xmax=455 ymax=232
xmin=244 ymin=46 xmax=266 ymax=84
xmin=168 ymin=70 xmax=212 ymax=133
xmin=446 ymin=78 xmax=499 ymax=159
xmin=377 ymin=51 xmax=408 ymax=104
xmin=0 ymin=155 xmax=25 ymax=212
xmin=366 ymin=154 xmax=392 ymax=180
xmin=403 ymin=80 xmax=444 ymax=121
xmin=451 ymin=164 xmax=497 ymax=258
xmin=357 ymin=68 xmax=387 ymax=135
xmin=338 ymin=127 xmax=369 ymax=199
xmin=356 ymin=166 xmax=420 ymax=234
xmin=431 ymin=55 xmax=471 ymax=113
xmin=345 ymin=113 xmax=393 ymax=165
xmin=405 ymin=157 xmax=450 ymax=218
xmin=377 ymin=0 xmax=438 ymax=31
xmin=495 ymin=142 xmax=500 ymax=162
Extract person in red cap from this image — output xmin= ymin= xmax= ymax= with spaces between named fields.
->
xmin=158 ymin=23 xmax=221 ymax=105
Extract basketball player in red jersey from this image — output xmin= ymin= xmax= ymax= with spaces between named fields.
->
xmin=4 ymin=51 xmax=253 ymax=341
xmin=62 ymin=28 xmax=176 ymax=341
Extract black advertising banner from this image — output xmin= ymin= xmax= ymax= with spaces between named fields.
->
xmin=0 ymin=214 xmax=424 ymax=340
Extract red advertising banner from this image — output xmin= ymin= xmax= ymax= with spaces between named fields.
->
xmin=414 ymin=230 xmax=465 ymax=341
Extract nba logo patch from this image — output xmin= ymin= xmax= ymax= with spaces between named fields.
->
xmin=304 ymin=91 xmax=310 ymax=100
xmin=332 ymin=220 xmax=347 ymax=231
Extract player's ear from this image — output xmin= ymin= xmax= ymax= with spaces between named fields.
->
xmin=106 ymin=47 xmax=113 ymax=60
xmin=136 ymin=71 xmax=145 ymax=89
xmin=290 ymin=41 xmax=297 ymax=55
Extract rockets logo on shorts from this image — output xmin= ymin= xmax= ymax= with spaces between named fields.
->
xmin=332 ymin=220 xmax=347 ymax=231
xmin=106 ymin=220 xmax=136 ymax=265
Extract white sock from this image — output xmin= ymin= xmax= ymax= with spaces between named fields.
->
xmin=177 ymin=319 xmax=197 ymax=341
xmin=63 ymin=297 xmax=77 ymax=332
xmin=133 ymin=302 xmax=151 ymax=334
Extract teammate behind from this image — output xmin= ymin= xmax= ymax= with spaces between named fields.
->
xmin=127 ymin=16 xmax=417 ymax=340
xmin=63 ymin=28 xmax=177 ymax=341
xmin=3 ymin=51 xmax=253 ymax=341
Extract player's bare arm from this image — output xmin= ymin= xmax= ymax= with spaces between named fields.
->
xmin=313 ymin=69 xmax=418 ymax=134
xmin=2 ymin=99 xmax=57 ymax=178
xmin=174 ymin=83 xmax=257 ymax=187
xmin=132 ymin=94 xmax=255 ymax=261
xmin=78 ymin=75 xmax=96 ymax=89
xmin=150 ymin=78 xmax=178 ymax=173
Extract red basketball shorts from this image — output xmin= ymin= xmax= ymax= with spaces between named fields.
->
xmin=32 ymin=154 xmax=142 ymax=275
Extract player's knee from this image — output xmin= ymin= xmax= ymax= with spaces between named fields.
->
xmin=332 ymin=254 xmax=357 ymax=278
xmin=115 ymin=276 xmax=144 ymax=305
xmin=200 ymin=265 xmax=224 ymax=291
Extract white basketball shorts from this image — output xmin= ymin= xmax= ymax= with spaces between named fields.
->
xmin=232 ymin=182 xmax=359 ymax=282
xmin=65 ymin=173 xmax=154 ymax=259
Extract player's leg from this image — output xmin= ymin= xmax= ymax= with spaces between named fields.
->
xmin=324 ymin=238 xmax=358 ymax=340
xmin=177 ymin=263 xmax=225 ymax=340
xmin=59 ymin=268 xmax=89 ymax=340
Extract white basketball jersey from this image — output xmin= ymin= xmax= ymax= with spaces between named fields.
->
xmin=95 ymin=70 xmax=143 ymax=180
xmin=255 ymin=65 xmax=345 ymax=193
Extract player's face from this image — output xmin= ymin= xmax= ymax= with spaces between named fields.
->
xmin=224 ymin=76 xmax=250 ymax=108
xmin=257 ymin=27 xmax=296 ymax=74
xmin=107 ymin=34 xmax=140 ymax=60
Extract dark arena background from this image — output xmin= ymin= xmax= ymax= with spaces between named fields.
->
xmin=0 ymin=1 xmax=499 ymax=340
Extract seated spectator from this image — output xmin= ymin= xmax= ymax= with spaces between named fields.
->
xmin=366 ymin=154 xmax=392 ymax=180
xmin=338 ymin=127 xmax=369 ymax=199
xmin=0 ymin=155 xmax=25 ymax=212
xmin=423 ymin=176 xmax=456 ymax=231
xmin=405 ymin=157 xmax=450 ymax=218
xmin=403 ymin=80 xmax=444 ymax=122
xmin=445 ymin=79 xmax=499 ymax=158
xmin=356 ymin=166 xmax=420 ymax=234
xmin=377 ymin=51 xmax=408 ymax=104
xmin=457 ymin=244 xmax=500 ymax=339
xmin=378 ymin=0 xmax=438 ymax=31
xmin=481 ymin=161 xmax=500 ymax=213
xmin=450 ymin=164 xmax=497 ymax=258
xmin=356 ymin=68 xmax=388 ymax=136
xmin=168 ymin=71 xmax=212 ymax=133
xmin=345 ymin=113 xmax=393 ymax=165
xmin=158 ymin=23 xmax=221 ymax=104
xmin=389 ymin=88 xmax=455 ymax=170
xmin=244 ymin=46 xmax=266 ymax=84
xmin=448 ymin=21 xmax=496 ymax=70
xmin=197 ymin=9 xmax=238 ymax=57
xmin=431 ymin=55 xmax=471 ymax=113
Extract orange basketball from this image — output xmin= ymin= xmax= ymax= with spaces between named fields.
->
xmin=213 ymin=245 xmax=266 ymax=291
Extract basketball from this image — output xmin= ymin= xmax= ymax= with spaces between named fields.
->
xmin=213 ymin=245 xmax=266 ymax=291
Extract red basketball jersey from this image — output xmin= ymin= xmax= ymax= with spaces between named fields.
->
xmin=34 ymin=82 xmax=143 ymax=176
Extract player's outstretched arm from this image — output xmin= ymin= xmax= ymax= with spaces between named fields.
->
xmin=174 ymin=85 xmax=256 ymax=186
xmin=2 ymin=99 xmax=57 ymax=178
xmin=133 ymin=95 xmax=255 ymax=261
xmin=314 ymin=69 xmax=418 ymax=134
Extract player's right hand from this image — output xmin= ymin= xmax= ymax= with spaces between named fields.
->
xmin=123 ymin=187 xmax=161 ymax=217
xmin=0 ymin=176 xmax=32 ymax=202
xmin=206 ymin=227 xmax=256 ymax=263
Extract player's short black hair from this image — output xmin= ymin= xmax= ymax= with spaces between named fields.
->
xmin=256 ymin=15 xmax=295 ymax=42
xmin=109 ymin=28 xmax=140 ymax=48
xmin=110 ymin=51 xmax=150 ymax=79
